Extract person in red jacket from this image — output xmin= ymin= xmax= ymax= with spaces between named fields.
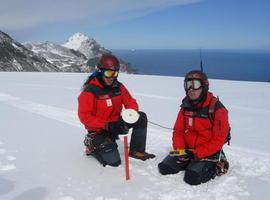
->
xmin=78 ymin=54 xmax=155 ymax=167
xmin=158 ymin=70 xmax=230 ymax=185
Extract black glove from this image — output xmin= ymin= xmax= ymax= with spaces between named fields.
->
xmin=178 ymin=150 xmax=194 ymax=161
xmin=107 ymin=120 xmax=129 ymax=139
xmin=185 ymin=150 xmax=195 ymax=160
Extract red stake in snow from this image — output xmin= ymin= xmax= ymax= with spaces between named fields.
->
xmin=124 ymin=135 xmax=130 ymax=180
xmin=121 ymin=109 xmax=139 ymax=181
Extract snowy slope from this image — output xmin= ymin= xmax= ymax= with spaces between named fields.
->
xmin=0 ymin=72 xmax=270 ymax=200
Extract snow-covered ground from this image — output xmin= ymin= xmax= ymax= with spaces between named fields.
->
xmin=0 ymin=72 xmax=270 ymax=200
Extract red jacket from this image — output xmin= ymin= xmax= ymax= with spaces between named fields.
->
xmin=78 ymin=77 xmax=138 ymax=132
xmin=172 ymin=92 xmax=230 ymax=159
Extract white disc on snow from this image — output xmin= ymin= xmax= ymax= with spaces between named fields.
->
xmin=121 ymin=109 xmax=139 ymax=124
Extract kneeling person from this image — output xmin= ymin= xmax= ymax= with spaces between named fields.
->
xmin=78 ymin=54 xmax=155 ymax=167
xmin=158 ymin=70 xmax=230 ymax=185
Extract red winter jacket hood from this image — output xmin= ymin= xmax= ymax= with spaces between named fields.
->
xmin=172 ymin=92 xmax=230 ymax=159
xmin=77 ymin=77 xmax=138 ymax=132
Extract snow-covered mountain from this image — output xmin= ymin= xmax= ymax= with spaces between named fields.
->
xmin=24 ymin=42 xmax=88 ymax=72
xmin=0 ymin=30 xmax=135 ymax=73
xmin=23 ymin=32 xmax=135 ymax=73
xmin=62 ymin=32 xmax=110 ymax=59
xmin=0 ymin=31 xmax=60 ymax=72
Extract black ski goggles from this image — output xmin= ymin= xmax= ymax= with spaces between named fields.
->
xmin=184 ymin=78 xmax=203 ymax=91
xmin=101 ymin=69 xmax=119 ymax=78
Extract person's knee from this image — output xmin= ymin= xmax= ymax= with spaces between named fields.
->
xmin=158 ymin=155 xmax=186 ymax=175
xmin=184 ymin=168 xmax=201 ymax=185
xmin=184 ymin=161 xmax=216 ymax=185
xmin=94 ymin=151 xmax=121 ymax=167
xmin=104 ymin=158 xmax=121 ymax=167
xmin=158 ymin=162 xmax=178 ymax=175
xmin=93 ymin=140 xmax=121 ymax=167
xmin=136 ymin=111 xmax=147 ymax=127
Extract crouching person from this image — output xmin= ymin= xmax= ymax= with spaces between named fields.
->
xmin=78 ymin=54 xmax=155 ymax=167
xmin=158 ymin=70 xmax=230 ymax=185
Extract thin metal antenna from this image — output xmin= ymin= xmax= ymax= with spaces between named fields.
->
xmin=200 ymin=48 xmax=204 ymax=72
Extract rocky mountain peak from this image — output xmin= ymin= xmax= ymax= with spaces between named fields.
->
xmin=62 ymin=32 xmax=110 ymax=59
xmin=62 ymin=32 xmax=90 ymax=50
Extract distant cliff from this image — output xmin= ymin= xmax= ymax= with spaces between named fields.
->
xmin=0 ymin=30 xmax=60 ymax=72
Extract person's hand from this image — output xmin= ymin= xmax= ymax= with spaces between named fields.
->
xmin=107 ymin=120 xmax=129 ymax=138
xmin=107 ymin=121 xmax=121 ymax=139
xmin=178 ymin=149 xmax=194 ymax=162
xmin=185 ymin=149 xmax=194 ymax=159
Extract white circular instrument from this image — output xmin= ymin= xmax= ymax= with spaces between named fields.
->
xmin=121 ymin=109 xmax=139 ymax=124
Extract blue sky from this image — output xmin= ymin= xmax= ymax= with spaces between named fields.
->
xmin=1 ymin=0 xmax=269 ymax=49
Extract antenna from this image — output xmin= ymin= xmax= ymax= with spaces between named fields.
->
xmin=200 ymin=48 xmax=204 ymax=72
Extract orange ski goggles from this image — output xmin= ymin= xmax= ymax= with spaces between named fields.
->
xmin=102 ymin=69 xmax=119 ymax=78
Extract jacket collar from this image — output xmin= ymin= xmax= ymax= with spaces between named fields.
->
xmin=181 ymin=92 xmax=213 ymax=110
xmin=88 ymin=77 xmax=120 ymax=89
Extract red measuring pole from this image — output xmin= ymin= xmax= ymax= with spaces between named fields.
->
xmin=124 ymin=136 xmax=130 ymax=180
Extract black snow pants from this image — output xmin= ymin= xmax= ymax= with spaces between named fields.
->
xmin=158 ymin=155 xmax=217 ymax=185
xmin=86 ymin=111 xmax=148 ymax=167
